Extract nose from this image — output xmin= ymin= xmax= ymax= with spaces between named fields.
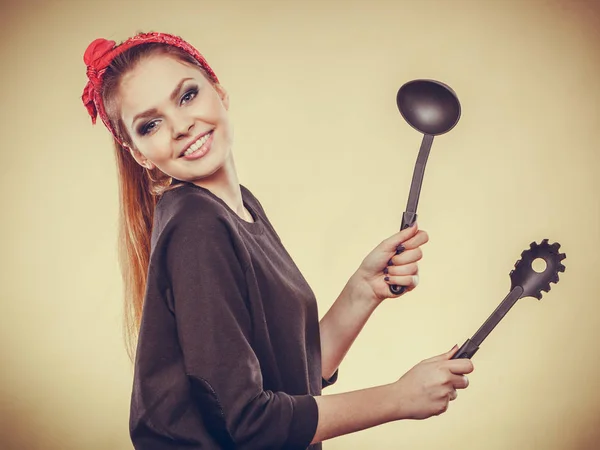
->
xmin=171 ymin=112 xmax=194 ymax=140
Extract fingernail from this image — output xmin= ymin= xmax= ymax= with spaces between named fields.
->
xmin=395 ymin=244 xmax=405 ymax=254
xmin=384 ymin=276 xmax=390 ymax=282
xmin=383 ymin=267 xmax=389 ymax=274
xmin=387 ymin=259 xmax=394 ymax=266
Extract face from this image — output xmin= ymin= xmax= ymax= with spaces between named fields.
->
xmin=119 ymin=53 xmax=233 ymax=183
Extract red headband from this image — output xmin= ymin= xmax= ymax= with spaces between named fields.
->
xmin=82 ymin=31 xmax=219 ymax=146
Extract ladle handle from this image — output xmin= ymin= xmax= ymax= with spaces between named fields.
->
xmin=389 ymin=213 xmax=416 ymax=295
xmin=451 ymin=338 xmax=479 ymax=360
xmin=401 ymin=212 xmax=418 ymax=230
xmin=389 ymin=134 xmax=434 ymax=296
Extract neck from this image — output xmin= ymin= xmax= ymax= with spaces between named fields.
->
xmin=191 ymin=154 xmax=252 ymax=222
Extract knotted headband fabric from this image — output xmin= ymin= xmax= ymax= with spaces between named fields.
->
xmin=81 ymin=31 xmax=219 ymax=147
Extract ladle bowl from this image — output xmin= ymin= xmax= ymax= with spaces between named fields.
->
xmin=396 ymin=79 xmax=461 ymax=136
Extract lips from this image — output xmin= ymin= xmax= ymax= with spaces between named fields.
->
xmin=179 ymin=130 xmax=213 ymax=158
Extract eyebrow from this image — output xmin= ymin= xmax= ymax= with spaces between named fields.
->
xmin=131 ymin=77 xmax=194 ymax=127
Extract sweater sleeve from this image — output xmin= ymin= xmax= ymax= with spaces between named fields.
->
xmin=164 ymin=207 xmax=318 ymax=449
xmin=322 ymin=370 xmax=338 ymax=389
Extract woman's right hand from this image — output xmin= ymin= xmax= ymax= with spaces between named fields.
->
xmin=310 ymin=346 xmax=474 ymax=445
xmin=392 ymin=345 xmax=474 ymax=420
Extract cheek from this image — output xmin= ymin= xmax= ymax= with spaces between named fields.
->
xmin=213 ymin=103 xmax=232 ymax=132
xmin=199 ymin=93 xmax=229 ymax=122
xmin=135 ymin=133 xmax=172 ymax=162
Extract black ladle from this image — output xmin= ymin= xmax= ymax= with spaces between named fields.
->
xmin=389 ymin=79 xmax=461 ymax=295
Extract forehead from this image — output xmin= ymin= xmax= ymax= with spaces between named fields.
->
xmin=119 ymin=54 xmax=203 ymax=120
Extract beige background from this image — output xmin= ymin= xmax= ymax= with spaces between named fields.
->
xmin=1 ymin=0 xmax=599 ymax=448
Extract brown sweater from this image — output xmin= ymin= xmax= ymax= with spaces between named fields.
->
xmin=129 ymin=181 xmax=337 ymax=449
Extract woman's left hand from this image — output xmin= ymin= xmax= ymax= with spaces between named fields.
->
xmin=354 ymin=223 xmax=429 ymax=303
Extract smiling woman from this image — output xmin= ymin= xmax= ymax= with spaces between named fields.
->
xmin=81 ymin=31 xmax=471 ymax=449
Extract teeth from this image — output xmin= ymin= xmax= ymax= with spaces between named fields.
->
xmin=184 ymin=132 xmax=211 ymax=156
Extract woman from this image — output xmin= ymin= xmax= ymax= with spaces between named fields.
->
xmin=82 ymin=31 xmax=473 ymax=449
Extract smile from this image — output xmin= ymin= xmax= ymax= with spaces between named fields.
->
xmin=180 ymin=131 xmax=214 ymax=159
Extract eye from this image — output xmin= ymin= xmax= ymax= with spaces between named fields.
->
xmin=181 ymin=87 xmax=199 ymax=105
xmin=139 ymin=120 xmax=159 ymax=136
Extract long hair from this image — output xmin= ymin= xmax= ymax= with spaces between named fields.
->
xmin=100 ymin=41 xmax=217 ymax=361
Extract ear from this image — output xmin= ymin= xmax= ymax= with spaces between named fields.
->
xmin=214 ymin=84 xmax=230 ymax=110
xmin=127 ymin=146 xmax=155 ymax=170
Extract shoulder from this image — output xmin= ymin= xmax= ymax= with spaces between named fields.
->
xmin=158 ymin=183 xmax=228 ymax=224
xmin=239 ymin=184 xmax=283 ymax=241
xmin=240 ymin=184 xmax=270 ymax=221
xmin=152 ymin=183 xmax=241 ymax=254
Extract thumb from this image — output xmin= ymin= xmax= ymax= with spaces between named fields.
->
xmin=423 ymin=344 xmax=458 ymax=363
xmin=382 ymin=223 xmax=419 ymax=252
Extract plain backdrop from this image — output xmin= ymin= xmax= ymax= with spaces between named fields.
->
xmin=1 ymin=0 xmax=599 ymax=448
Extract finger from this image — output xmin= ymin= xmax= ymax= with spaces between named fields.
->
xmin=447 ymin=358 xmax=475 ymax=375
xmin=400 ymin=230 xmax=429 ymax=251
xmin=389 ymin=248 xmax=423 ymax=266
xmin=380 ymin=223 xmax=419 ymax=253
xmin=384 ymin=274 xmax=419 ymax=289
xmin=422 ymin=345 xmax=458 ymax=363
xmin=385 ymin=262 xmax=418 ymax=277
xmin=391 ymin=231 xmax=428 ymax=257
xmin=448 ymin=389 xmax=458 ymax=401
xmin=449 ymin=374 xmax=469 ymax=389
